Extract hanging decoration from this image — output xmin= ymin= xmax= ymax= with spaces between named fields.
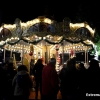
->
xmin=70 ymin=49 xmax=75 ymax=58
xmin=55 ymin=44 xmax=59 ymax=56
xmin=29 ymin=44 xmax=34 ymax=56
xmin=29 ymin=51 xmax=33 ymax=56
xmin=0 ymin=36 xmax=94 ymax=51
xmin=70 ymin=49 xmax=74 ymax=56
xmin=57 ymin=55 xmax=61 ymax=64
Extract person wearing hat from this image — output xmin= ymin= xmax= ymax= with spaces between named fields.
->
xmin=42 ymin=58 xmax=59 ymax=100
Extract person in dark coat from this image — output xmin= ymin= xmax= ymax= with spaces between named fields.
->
xmin=59 ymin=58 xmax=78 ymax=100
xmin=86 ymin=59 xmax=100 ymax=94
xmin=30 ymin=59 xmax=35 ymax=75
xmin=0 ymin=63 xmax=8 ymax=100
xmin=12 ymin=65 xmax=33 ymax=100
xmin=78 ymin=62 xmax=87 ymax=99
xmin=32 ymin=59 xmax=44 ymax=99
xmin=42 ymin=58 xmax=59 ymax=100
xmin=6 ymin=62 xmax=17 ymax=100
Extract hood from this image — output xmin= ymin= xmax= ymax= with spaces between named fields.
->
xmin=17 ymin=70 xmax=28 ymax=75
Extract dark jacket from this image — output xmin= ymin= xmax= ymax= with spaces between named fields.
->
xmin=12 ymin=70 xmax=33 ymax=96
xmin=59 ymin=65 xmax=78 ymax=94
xmin=33 ymin=60 xmax=44 ymax=80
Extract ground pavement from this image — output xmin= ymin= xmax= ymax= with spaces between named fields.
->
xmin=29 ymin=89 xmax=62 ymax=99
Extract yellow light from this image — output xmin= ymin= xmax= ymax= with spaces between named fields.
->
xmin=44 ymin=18 xmax=52 ymax=24
xmin=34 ymin=18 xmax=40 ymax=23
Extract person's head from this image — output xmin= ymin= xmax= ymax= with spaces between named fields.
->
xmin=66 ymin=58 xmax=76 ymax=70
xmin=18 ymin=65 xmax=28 ymax=72
xmin=89 ymin=58 xmax=99 ymax=70
xmin=7 ymin=62 xmax=14 ymax=70
xmin=2 ymin=62 xmax=9 ymax=70
xmin=31 ymin=59 xmax=35 ymax=63
xmin=36 ymin=59 xmax=43 ymax=64
xmin=49 ymin=58 xmax=56 ymax=67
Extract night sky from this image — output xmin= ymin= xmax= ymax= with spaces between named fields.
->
xmin=0 ymin=1 xmax=78 ymax=23
xmin=0 ymin=0 xmax=100 ymax=30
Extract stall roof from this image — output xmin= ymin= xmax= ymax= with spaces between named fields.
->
xmin=0 ymin=16 xmax=95 ymax=48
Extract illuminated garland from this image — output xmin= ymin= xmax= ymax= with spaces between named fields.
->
xmin=0 ymin=37 xmax=93 ymax=49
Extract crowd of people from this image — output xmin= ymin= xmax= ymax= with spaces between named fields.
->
xmin=0 ymin=57 xmax=100 ymax=100
xmin=59 ymin=58 xmax=100 ymax=100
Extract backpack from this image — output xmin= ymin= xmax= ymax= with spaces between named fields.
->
xmin=17 ymin=74 xmax=29 ymax=88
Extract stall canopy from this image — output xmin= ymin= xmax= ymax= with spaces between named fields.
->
xmin=0 ymin=16 xmax=95 ymax=50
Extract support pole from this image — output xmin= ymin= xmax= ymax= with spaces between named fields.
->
xmin=85 ymin=49 xmax=86 ymax=64
xmin=10 ymin=49 xmax=12 ymax=58
xmin=3 ymin=47 xmax=5 ymax=63
xmin=45 ymin=42 xmax=48 ymax=64
xmin=22 ymin=45 xmax=24 ymax=64
xmin=69 ymin=51 xmax=70 ymax=60
xmin=87 ymin=49 xmax=88 ymax=64
xmin=61 ymin=40 xmax=64 ymax=65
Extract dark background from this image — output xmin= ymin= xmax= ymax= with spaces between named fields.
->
xmin=0 ymin=50 xmax=21 ymax=62
xmin=0 ymin=0 xmax=100 ymax=31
